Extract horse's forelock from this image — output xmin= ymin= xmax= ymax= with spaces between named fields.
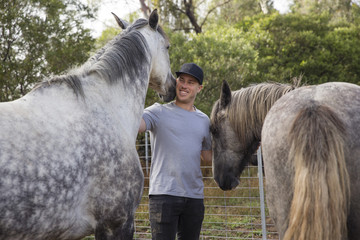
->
xmin=128 ymin=18 xmax=167 ymax=40
xmin=127 ymin=18 xmax=148 ymax=32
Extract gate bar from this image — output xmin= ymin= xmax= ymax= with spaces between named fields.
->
xmin=257 ymin=146 xmax=267 ymax=240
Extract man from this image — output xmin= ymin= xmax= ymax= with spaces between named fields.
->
xmin=138 ymin=63 xmax=212 ymax=240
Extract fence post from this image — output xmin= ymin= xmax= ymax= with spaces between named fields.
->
xmin=257 ymin=146 xmax=267 ymax=240
xmin=145 ymin=131 xmax=149 ymax=175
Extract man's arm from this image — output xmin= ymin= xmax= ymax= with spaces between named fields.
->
xmin=138 ymin=118 xmax=147 ymax=133
xmin=201 ymin=150 xmax=212 ymax=164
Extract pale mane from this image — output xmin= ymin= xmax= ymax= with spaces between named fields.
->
xmin=228 ymin=82 xmax=296 ymax=146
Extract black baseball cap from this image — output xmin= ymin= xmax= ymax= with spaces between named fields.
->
xmin=175 ymin=63 xmax=204 ymax=85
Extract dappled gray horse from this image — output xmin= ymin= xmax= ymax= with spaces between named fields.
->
xmin=0 ymin=10 xmax=175 ymax=240
xmin=210 ymin=80 xmax=360 ymax=240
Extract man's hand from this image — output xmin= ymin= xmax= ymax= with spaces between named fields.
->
xmin=201 ymin=150 xmax=212 ymax=164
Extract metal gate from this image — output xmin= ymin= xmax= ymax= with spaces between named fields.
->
xmin=135 ymin=133 xmax=279 ymax=240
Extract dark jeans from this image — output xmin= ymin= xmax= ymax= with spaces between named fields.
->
xmin=149 ymin=195 xmax=205 ymax=240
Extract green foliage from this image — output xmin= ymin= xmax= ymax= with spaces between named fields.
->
xmin=215 ymin=0 xmax=270 ymax=24
xmin=291 ymin=0 xmax=352 ymax=19
xmin=154 ymin=0 xmax=203 ymax=32
xmin=0 ymin=0 xmax=96 ymax=101
xmin=236 ymin=12 xmax=360 ymax=85
xmin=95 ymin=26 xmax=121 ymax=49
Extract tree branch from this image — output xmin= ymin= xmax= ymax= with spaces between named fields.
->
xmin=200 ymin=0 xmax=232 ymax=28
xmin=184 ymin=0 xmax=202 ymax=34
xmin=139 ymin=0 xmax=151 ymax=18
xmin=259 ymin=0 xmax=269 ymax=14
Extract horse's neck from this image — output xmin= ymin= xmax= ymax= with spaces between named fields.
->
xmin=254 ymin=84 xmax=293 ymax=141
xmin=85 ymin=73 xmax=149 ymax=139
xmin=234 ymin=86 xmax=284 ymax=145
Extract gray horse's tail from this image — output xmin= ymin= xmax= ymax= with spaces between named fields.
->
xmin=284 ymin=103 xmax=350 ymax=240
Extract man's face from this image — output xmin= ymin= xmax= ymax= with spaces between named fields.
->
xmin=176 ymin=73 xmax=203 ymax=104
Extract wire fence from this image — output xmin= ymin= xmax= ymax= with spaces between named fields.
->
xmin=135 ymin=133 xmax=279 ymax=240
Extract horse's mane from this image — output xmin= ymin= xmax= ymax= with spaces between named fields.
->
xmin=32 ymin=18 xmax=167 ymax=98
xmin=228 ymin=82 xmax=297 ymax=145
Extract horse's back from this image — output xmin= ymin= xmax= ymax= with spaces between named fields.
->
xmin=262 ymin=82 xmax=360 ymax=239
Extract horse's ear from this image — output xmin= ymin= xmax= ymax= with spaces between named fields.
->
xmin=220 ymin=80 xmax=231 ymax=108
xmin=149 ymin=9 xmax=159 ymax=30
xmin=111 ymin=12 xmax=129 ymax=30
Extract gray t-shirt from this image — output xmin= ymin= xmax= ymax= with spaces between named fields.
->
xmin=143 ymin=102 xmax=211 ymax=199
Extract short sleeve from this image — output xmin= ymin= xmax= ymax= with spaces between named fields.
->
xmin=142 ymin=103 xmax=162 ymax=131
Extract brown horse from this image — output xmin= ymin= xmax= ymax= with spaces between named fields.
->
xmin=210 ymin=80 xmax=360 ymax=240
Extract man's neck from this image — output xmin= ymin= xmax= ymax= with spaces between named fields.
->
xmin=174 ymin=99 xmax=196 ymax=112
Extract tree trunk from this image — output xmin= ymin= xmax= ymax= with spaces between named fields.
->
xmin=184 ymin=0 xmax=202 ymax=34
xmin=139 ymin=0 xmax=151 ymax=18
